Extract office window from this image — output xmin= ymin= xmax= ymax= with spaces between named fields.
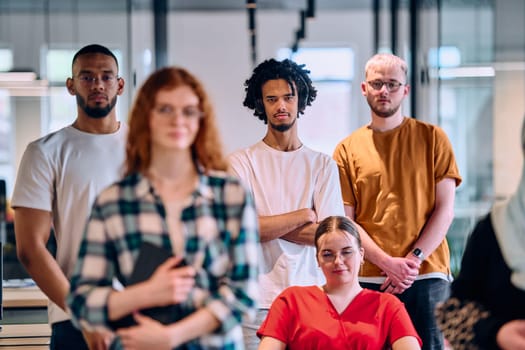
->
xmin=44 ymin=48 xmax=124 ymax=133
xmin=0 ymin=49 xmax=13 ymax=72
xmin=278 ymin=47 xmax=354 ymax=156
xmin=0 ymin=90 xmax=11 ymax=163
xmin=46 ymin=49 xmax=77 ymax=83
xmin=437 ymin=0 xmax=495 ymax=274
xmin=0 ymin=49 xmax=14 ymax=193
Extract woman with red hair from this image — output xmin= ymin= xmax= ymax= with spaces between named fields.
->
xmin=68 ymin=67 xmax=259 ymax=350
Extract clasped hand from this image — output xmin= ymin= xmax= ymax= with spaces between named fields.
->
xmin=117 ymin=313 xmax=175 ymax=350
xmin=381 ymin=256 xmax=420 ymax=294
xmin=82 ymin=328 xmax=114 ymax=350
xmin=114 ymin=257 xmax=195 ymax=350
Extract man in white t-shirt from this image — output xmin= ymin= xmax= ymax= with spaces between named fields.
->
xmin=228 ymin=58 xmax=344 ymax=349
xmin=11 ymin=44 xmax=127 ymax=350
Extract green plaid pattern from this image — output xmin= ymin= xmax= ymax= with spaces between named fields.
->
xmin=68 ymin=171 xmax=259 ymax=349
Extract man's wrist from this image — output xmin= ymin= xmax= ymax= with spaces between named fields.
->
xmin=375 ymin=252 xmax=394 ymax=271
xmin=411 ymin=248 xmax=425 ymax=261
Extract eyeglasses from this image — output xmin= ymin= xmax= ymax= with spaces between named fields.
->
xmin=75 ymin=74 xmax=119 ymax=87
xmin=367 ymin=80 xmax=405 ymax=92
xmin=153 ymin=105 xmax=203 ymax=120
xmin=319 ymin=249 xmax=355 ymax=263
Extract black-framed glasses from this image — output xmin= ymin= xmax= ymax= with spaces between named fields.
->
xmin=74 ymin=74 xmax=120 ymax=87
xmin=367 ymin=80 xmax=405 ymax=92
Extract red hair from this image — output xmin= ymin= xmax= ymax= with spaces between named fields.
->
xmin=125 ymin=67 xmax=227 ymax=175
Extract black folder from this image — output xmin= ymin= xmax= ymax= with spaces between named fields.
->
xmin=109 ymin=241 xmax=187 ymax=329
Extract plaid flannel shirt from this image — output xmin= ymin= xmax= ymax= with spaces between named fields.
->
xmin=68 ymin=171 xmax=259 ymax=349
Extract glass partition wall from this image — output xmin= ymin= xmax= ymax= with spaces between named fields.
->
xmin=438 ymin=1 xmax=496 ymax=274
xmin=370 ymin=0 xmax=525 ymax=274
xmin=0 ymin=0 xmax=155 ymax=284
xmin=0 ymin=0 xmax=524 ymax=275
xmin=0 ymin=0 xmax=155 ymax=197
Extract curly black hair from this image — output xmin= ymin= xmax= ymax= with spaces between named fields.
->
xmin=243 ymin=58 xmax=317 ymax=123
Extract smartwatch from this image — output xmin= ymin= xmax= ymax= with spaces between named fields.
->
xmin=412 ymin=248 xmax=425 ymax=261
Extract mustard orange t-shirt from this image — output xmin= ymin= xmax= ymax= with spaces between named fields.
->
xmin=333 ymin=117 xmax=462 ymax=277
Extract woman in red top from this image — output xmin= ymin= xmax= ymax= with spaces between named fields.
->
xmin=257 ymin=215 xmax=422 ymax=350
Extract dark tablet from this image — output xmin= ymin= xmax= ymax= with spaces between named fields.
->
xmin=109 ymin=241 xmax=187 ymax=329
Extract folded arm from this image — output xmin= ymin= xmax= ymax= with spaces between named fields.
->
xmin=258 ymin=208 xmax=317 ymax=244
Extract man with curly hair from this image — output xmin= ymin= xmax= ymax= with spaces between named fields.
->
xmin=228 ymin=58 xmax=344 ymax=349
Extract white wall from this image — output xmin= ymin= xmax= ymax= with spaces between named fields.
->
xmin=493 ymin=0 xmax=525 ymax=197
xmin=0 ymin=10 xmax=151 ymax=195
xmin=4 ymin=4 xmax=523 ymax=201
xmin=1 ymin=8 xmax=374 ymax=194
xmin=167 ymin=9 xmax=373 ymax=154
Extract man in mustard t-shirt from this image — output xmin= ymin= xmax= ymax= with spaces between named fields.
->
xmin=333 ymin=53 xmax=461 ymax=350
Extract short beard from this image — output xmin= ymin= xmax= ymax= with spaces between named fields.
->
xmin=369 ymin=104 xmax=400 ymax=119
xmin=77 ymin=95 xmax=118 ymax=119
xmin=269 ymin=118 xmax=296 ymax=132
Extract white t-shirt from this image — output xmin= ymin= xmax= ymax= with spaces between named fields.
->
xmin=11 ymin=124 xmax=128 ymax=325
xmin=228 ymin=141 xmax=344 ymax=308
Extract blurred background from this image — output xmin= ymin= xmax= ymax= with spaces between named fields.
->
xmin=0 ymin=0 xmax=524 ymax=276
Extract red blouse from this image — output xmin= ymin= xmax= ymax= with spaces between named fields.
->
xmin=257 ymin=286 xmax=422 ymax=350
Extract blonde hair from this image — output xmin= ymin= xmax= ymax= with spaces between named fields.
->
xmin=365 ymin=53 xmax=408 ymax=80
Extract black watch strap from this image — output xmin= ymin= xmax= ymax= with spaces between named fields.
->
xmin=412 ymin=248 xmax=425 ymax=261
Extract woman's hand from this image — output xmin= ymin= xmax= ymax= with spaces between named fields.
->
xmin=107 ymin=256 xmax=196 ymax=322
xmin=117 ymin=313 xmax=176 ymax=350
xmin=497 ymin=319 xmax=525 ymax=350
xmin=82 ymin=329 xmax=114 ymax=350
xmin=146 ymin=256 xmax=196 ymax=307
